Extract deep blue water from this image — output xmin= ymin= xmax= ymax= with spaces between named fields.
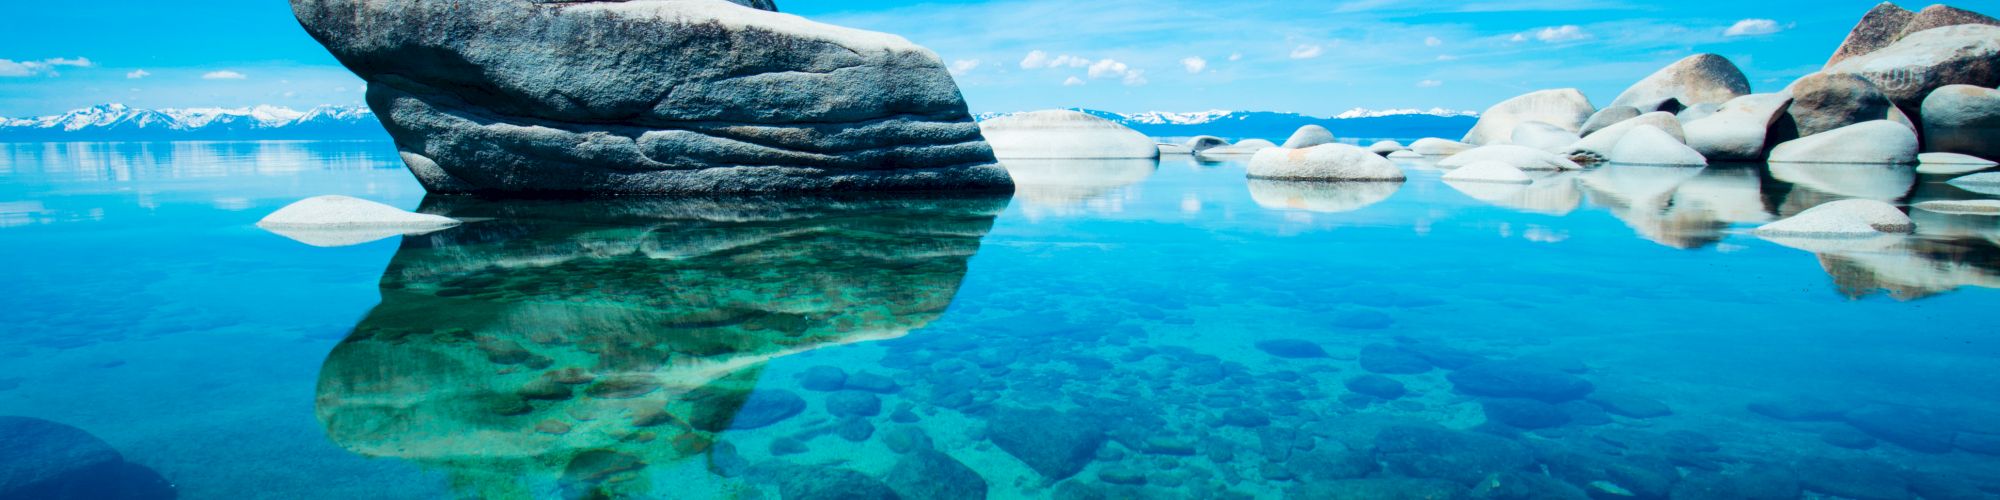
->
xmin=1 ymin=141 xmax=1998 ymax=499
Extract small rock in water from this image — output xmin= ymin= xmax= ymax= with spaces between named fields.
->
xmin=1098 ymin=466 xmax=1148 ymax=485
xmin=799 ymin=365 xmax=847 ymax=392
xmin=1842 ymin=404 xmax=1958 ymax=454
xmin=1331 ymin=308 xmax=1396 ymax=329
xmin=1913 ymin=199 xmax=2000 ymax=215
xmin=1255 ymin=339 xmax=1330 ymax=359
xmin=690 ymin=389 xmax=805 ymax=431
xmin=1143 ymin=436 xmax=1198 ymax=456
xmin=890 ymin=408 xmax=920 ymax=424
xmin=1746 ymin=397 xmax=1850 ymax=422
xmin=1343 ymin=375 xmax=1407 ymax=400
xmin=255 ymin=195 xmax=461 ymax=247
xmin=826 ymin=391 xmax=884 ymax=418
xmin=584 ymin=374 xmax=660 ymax=399
xmin=1480 ymin=398 xmax=1572 ymax=429
xmin=1358 ymin=344 xmax=1432 ymax=374
xmin=1587 ymin=392 xmax=1673 ymax=418
xmin=836 ymin=418 xmax=876 ymax=442
xmin=882 ymin=426 xmax=934 ymax=454
xmin=1397 ymin=343 xmax=1485 ymax=369
xmin=775 ymin=467 xmax=899 ymax=499
xmin=769 ymin=437 xmax=809 ymax=456
xmin=985 ymin=407 xmax=1105 ymax=480
xmin=844 ymin=372 xmax=902 ymax=393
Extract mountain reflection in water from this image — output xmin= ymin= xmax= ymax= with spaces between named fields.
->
xmin=314 ymin=195 xmax=1006 ymax=499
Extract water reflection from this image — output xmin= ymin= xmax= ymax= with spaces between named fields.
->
xmin=1247 ymin=179 xmax=1402 ymax=213
xmin=315 ymin=195 xmax=1004 ymax=499
xmin=1002 ymin=159 xmax=1157 ymax=218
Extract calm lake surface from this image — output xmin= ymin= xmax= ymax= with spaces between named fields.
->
xmin=2 ymin=141 xmax=1998 ymax=499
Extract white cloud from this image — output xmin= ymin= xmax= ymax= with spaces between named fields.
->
xmin=45 ymin=57 xmax=92 ymax=67
xmin=1087 ymin=59 xmax=1129 ymax=79
xmin=126 ymin=69 xmax=151 ymax=79
xmin=1122 ymin=69 xmax=1148 ymax=86
xmin=1021 ymin=50 xmax=1090 ymax=70
xmin=1290 ymin=44 xmax=1324 ymax=59
xmin=1062 ymin=76 xmax=1086 ymax=86
xmin=1417 ymin=79 xmax=1443 ymax=88
xmin=1509 ymin=33 xmax=1528 ymax=43
xmin=1436 ymin=54 xmax=1459 ymax=61
xmin=1020 ymin=50 xmax=1048 ymax=69
xmin=203 ymin=70 xmax=248 ymax=80
xmin=949 ymin=59 xmax=981 ymax=75
xmin=1724 ymin=19 xmax=1783 ymax=37
xmin=1228 ymin=53 xmax=1243 ymax=61
xmin=1425 ymin=36 xmax=1444 ymax=47
xmin=1534 ymin=25 xmax=1590 ymax=43
xmin=0 ymin=57 xmax=93 ymax=77
xmin=1180 ymin=56 xmax=1207 ymax=74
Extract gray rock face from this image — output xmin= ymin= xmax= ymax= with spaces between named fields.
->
xmin=1922 ymin=84 xmax=2000 ymax=158
xmin=1609 ymin=54 xmax=1751 ymax=112
xmin=1580 ymin=106 xmax=1642 ymax=137
xmin=1685 ymin=93 xmax=1793 ymax=161
xmin=1773 ymin=73 xmax=1903 ymax=145
xmin=1768 ymin=120 xmax=1920 ymax=165
xmin=1461 ymin=88 xmax=1594 ymax=145
xmin=291 ymin=0 xmax=1011 ymax=195
xmin=1827 ymin=3 xmax=1919 ymax=68
xmin=1898 ymin=5 xmax=2000 ymax=38
xmin=1823 ymin=24 xmax=2000 ymax=113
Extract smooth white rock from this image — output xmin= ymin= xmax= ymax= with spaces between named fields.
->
xmin=1247 ymin=144 xmax=1406 ymax=181
xmin=1368 ymin=140 xmax=1406 ymax=155
xmin=1914 ymin=199 xmax=2000 ymax=215
xmin=1608 ymin=125 xmax=1708 ymax=166
xmin=1461 ymin=89 xmax=1595 ymax=145
xmin=1755 ymin=199 xmax=1915 ymax=237
xmin=1510 ymin=121 xmax=1582 ymax=153
xmin=1767 ymin=120 xmax=1919 ymax=165
xmin=257 ymin=195 xmax=461 ymax=247
xmin=981 ymin=110 xmax=1160 ymax=159
xmin=1441 ymin=161 xmax=1534 ymax=184
xmin=1439 ymin=145 xmax=1583 ymax=171
xmin=1282 ymin=125 xmax=1336 ymax=148
xmin=1684 ymin=93 xmax=1793 ymax=161
xmin=1200 ymin=138 xmax=1278 ymax=156
xmin=1917 ymin=152 xmax=1998 ymax=175
xmin=1387 ymin=150 xmax=1425 ymax=159
xmin=1158 ymin=143 xmax=1193 ymax=155
xmin=1410 ymin=137 xmax=1475 ymax=156
xmin=1921 ymin=84 xmax=2000 ymax=159
xmin=1565 ymin=112 xmax=1685 ymax=163
xmin=1580 ymin=106 xmax=1642 ymax=136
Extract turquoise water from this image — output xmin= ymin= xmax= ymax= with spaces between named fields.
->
xmin=2 ymin=141 xmax=1998 ymax=499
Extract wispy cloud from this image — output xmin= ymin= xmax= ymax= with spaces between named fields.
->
xmin=202 ymin=70 xmax=247 ymax=80
xmin=1062 ymin=76 xmax=1086 ymax=86
xmin=1533 ymin=25 xmax=1590 ymax=43
xmin=1181 ymin=56 xmax=1207 ymax=73
xmin=949 ymin=59 xmax=982 ymax=75
xmin=126 ymin=69 xmax=151 ymax=79
xmin=1724 ymin=19 xmax=1785 ymax=37
xmin=1290 ymin=44 xmax=1324 ymax=59
xmin=0 ymin=57 xmax=93 ymax=77
xmin=1417 ymin=79 xmax=1443 ymax=88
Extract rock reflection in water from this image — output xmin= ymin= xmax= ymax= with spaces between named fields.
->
xmin=1002 ymin=159 xmax=1157 ymax=217
xmin=1443 ymin=171 xmax=1583 ymax=216
xmin=1580 ymin=165 xmax=1773 ymax=249
xmin=1810 ymin=181 xmax=2000 ymax=300
xmin=314 ymin=195 xmax=1004 ymax=499
xmin=1247 ymin=179 xmax=1403 ymax=213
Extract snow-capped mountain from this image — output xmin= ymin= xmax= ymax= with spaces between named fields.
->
xmin=0 ymin=103 xmax=389 ymax=142
xmin=976 ymin=108 xmax=1481 ymax=141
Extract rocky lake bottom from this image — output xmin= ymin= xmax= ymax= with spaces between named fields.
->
xmin=1 ymin=141 xmax=1998 ymax=499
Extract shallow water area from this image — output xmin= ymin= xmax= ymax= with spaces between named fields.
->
xmin=2 ymin=141 xmax=1999 ymax=499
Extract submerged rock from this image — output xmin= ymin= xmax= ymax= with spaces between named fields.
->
xmin=982 ymin=110 xmax=1160 ymax=159
xmin=1200 ymin=138 xmax=1278 ymax=156
xmin=1448 ymin=361 xmax=1594 ymax=403
xmin=0 ymin=416 xmax=175 ymax=500
xmin=1608 ymin=54 xmax=1751 ymax=112
xmin=1461 ymin=89 xmax=1595 ymax=145
xmin=1440 ymin=145 xmax=1583 ymax=171
xmin=1843 ymin=404 xmax=1959 ymax=453
xmin=1608 ymin=125 xmax=1707 ymax=166
xmin=1441 ymin=161 xmax=1534 ymax=184
xmin=291 ymin=0 xmax=1011 ymax=194
xmin=257 ymin=195 xmax=461 ymax=247
xmin=1359 ymin=344 xmax=1432 ymax=374
xmin=1345 ymin=374 xmax=1408 ymax=399
xmin=1481 ymin=398 xmax=1570 ymax=429
xmin=1247 ymin=144 xmax=1405 ymax=181
xmin=1587 ymin=392 xmax=1673 ymax=418
xmin=1256 ymin=339 xmax=1330 ymax=359
xmin=886 ymin=450 xmax=987 ymax=500
xmin=1374 ymin=425 xmax=1534 ymax=485
xmin=1768 ymin=120 xmax=1919 ymax=164
xmin=1921 ymin=84 xmax=2000 ymax=159
xmin=985 ymin=407 xmax=1103 ymax=481
xmin=1684 ymin=93 xmax=1792 ymax=160
xmin=1282 ymin=124 xmax=1337 ymax=148
xmin=1917 ymin=152 xmax=1998 ymax=175
xmin=776 ymin=467 xmax=902 ymax=500
xmin=1755 ymin=199 xmax=1915 ymax=237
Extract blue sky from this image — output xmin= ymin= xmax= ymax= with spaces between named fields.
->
xmin=0 ymin=0 xmax=1926 ymax=117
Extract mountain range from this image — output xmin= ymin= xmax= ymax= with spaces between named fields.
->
xmin=3 ymin=104 xmax=1478 ymax=143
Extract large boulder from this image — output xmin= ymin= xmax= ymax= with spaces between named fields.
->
xmin=1921 ymin=84 xmax=2000 ymax=158
xmin=1898 ymin=5 xmax=2000 ymax=38
xmin=1247 ymin=144 xmax=1405 ymax=181
xmin=1769 ymin=120 xmax=1920 ymax=164
xmin=1827 ymin=2 xmax=1920 ymax=68
xmin=1580 ymin=106 xmax=1642 ymax=136
xmin=1442 ymin=145 xmax=1582 ymax=171
xmin=1186 ymin=135 xmax=1229 ymax=152
xmin=1773 ymin=73 xmax=1906 ymax=143
xmin=1510 ymin=121 xmax=1581 ymax=152
xmin=1823 ymin=24 xmax=2000 ymax=114
xmin=980 ymin=110 xmax=1159 ymax=159
xmin=1684 ymin=93 xmax=1793 ymax=160
xmin=1441 ymin=161 xmax=1533 ymax=184
xmin=256 ymin=195 xmax=463 ymax=247
xmin=0 ymin=416 xmax=175 ymax=500
xmin=1282 ymin=124 xmax=1337 ymax=148
xmin=1608 ymin=125 xmax=1707 ymax=166
xmin=1608 ymin=54 xmax=1751 ymax=112
xmin=1410 ymin=137 xmax=1474 ymax=156
xmin=1461 ymin=89 xmax=1594 ymax=145
xmin=1565 ymin=112 xmax=1684 ymax=163
xmin=1200 ymin=138 xmax=1277 ymax=156
xmin=290 ymin=0 xmax=1011 ymax=194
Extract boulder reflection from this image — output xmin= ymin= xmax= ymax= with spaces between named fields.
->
xmin=1002 ymin=159 xmax=1158 ymax=217
xmin=315 ymin=194 xmax=1004 ymax=499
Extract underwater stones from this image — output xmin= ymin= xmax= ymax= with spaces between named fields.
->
xmin=1821 ymin=427 xmax=1880 ymax=449
xmin=1841 ymin=404 xmax=1958 ymax=453
xmin=1397 ymin=343 xmax=1485 ymax=369
xmin=1442 ymin=161 xmax=1534 ymax=184
xmin=1610 ymin=54 xmax=1752 ymax=112
xmin=1411 ymin=137 xmax=1475 ymax=156
xmin=693 ymin=389 xmax=805 ymax=432
xmin=1447 ymin=361 xmax=1593 ymax=403
xmin=776 ymin=467 xmax=902 ymax=499
xmin=1754 ymin=199 xmax=1914 ymax=237
xmin=543 ymin=367 xmax=595 ymax=385
xmin=1331 ymin=308 xmax=1396 ymax=329
xmin=1186 ymin=135 xmax=1229 ymax=152
xmin=1770 ymin=120 xmax=1920 ymax=164
xmin=1246 ymin=144 xmax=1405 ymax=181
xmin=826 ymin=391 xmax=883 ymax=418
xmin=1344 ymin=374 xmax=1407 ymax=400
xmin=1824 ymin=24 xmax=2000 ymax=111
xmin=1096 ymin=467 xmax=1148 ymax=486
xmin=1480 ymin=398 xmax=1571 ymax=429
xmin=1142 ymin=436 xmax=1198 ymax=456
xmin=986 ymin=407 xmax=1104 ymax=481
xmin=836 ymin=418 xmax=876 ymax=442
xmin=1586 ymin=392 xmax=1672 ymax=418
xmin=1683 ymin=93 xmax=1792 ymax=160
xmin=1794 ymin=457 xmax=1913 ymax=500
xmin=799 ymin=366 xmax=847 ymax=392
xmin=1670 ymin=466 xmax=1802 ymax=500
xmin=982 ymin=110 xmax=1160 ymax=159
xmin=1922 ymin=84 xmax=2000 ymax=159
xmin=562 ymin=449 xmax=644 ymax=485
xmin=1914 ymin=199 xmax=2000 ymax=215
xmin=1581 ymin=106 xmax=1642 ymax=136
xmin=843 ymin=372 xmax=900 ymax=394
xmin=1255 ymin=339 xmax=1329 ymax=359
xmin=1461 ymin=88 xmax=1595 ymax=145
xmin=1472 ymin=471 xmax=1591 ymax=500
xmin=256 ymin=195 xmax=461 ymax=247
xmin=1289 ymin=478 xmax=1468 ymax=500
xmin=1440 ymin=145 xmax=1583 ymax=171
xmin=881 ymin=426 xmax=934 ymax=454
xmin=1221 ymin=407 xmax=1272 ymax=427
xmin=0 ymin=416 xmax=174 ymax=500
xmin=886 ymin=450 xmax=986 ymax=499
xmin=1608 ymin=125 xmax=1708 ymax=166
xmin=1283 ymin=124 xmax=1337 ymax=148
xmin=1358 ymin=344 xmax=1431 ymax=374
xmin=1374 ymin=425 xmax=1533 ymax=485
xmin=1748 ymin=398 xmax=1851 ymax=422
xmin=583 ymin=374 xmax=661 ymax=399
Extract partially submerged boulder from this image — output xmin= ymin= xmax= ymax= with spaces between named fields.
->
xmin=1565 ymin=112 xmax=1684 ymax=163
xmin=1442 ymin=145 xmax=1583 ymax=171
xmin=257 ymin=195 xmax=462 ymax=247
xmin=1441 ymin=161 xmax=1534 ymax=184
xmin=1510 ymin=121 xmax=1581 ymax=153
xmin=1157 ymin=143 xmax=1193 ymax=155
xmin=1200 ymin=139 xmax=1278 ymax=156
xmin=290 ymin=0 xmax=1011 ymax=194
xmin=981 ymin=110 xmax=1160 ymax=159
xmin=1921 ymin=84 xmax=2000 ymax=159
xmin=1755 ymin=199 xmax=1914 ymax=237
xmin=1460 ymin=89 xmax=1594 ymax=145
xmin=1367 ymin=140 xmax=1406 ymax=155
xmin=1914 ymin=199 xmax=2000 ymax=215
xmin=1949 ymin=172 xmax=2000 ymax=195
xmin=1608 ymin=54 xmax=1751 ymax=112
xmin=1186 ymin=135 xmax=1230 ymax=152
xmin=1282 ymin=124 xmax=1336 ymax=148
xmin=1822 ymin=24 xmax=2000 ymax=112
xmin=1410 ymin=138 xmax=1474 ymax=156
xmin=1608 ymin=125 xmax=1707 ymax=166
xmin=1769 ymin=120 xmax=1920 ymax=164
xmin=1387 ymin=150 xmax=1425 ymax=159
xmin=1775 ymin=73 xmax=1905 ymax=142
xmin=1684 ymin=93 xmax=1792 ymax=160
xmin=1247 ymin=144 xmax=1406 ymax=181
